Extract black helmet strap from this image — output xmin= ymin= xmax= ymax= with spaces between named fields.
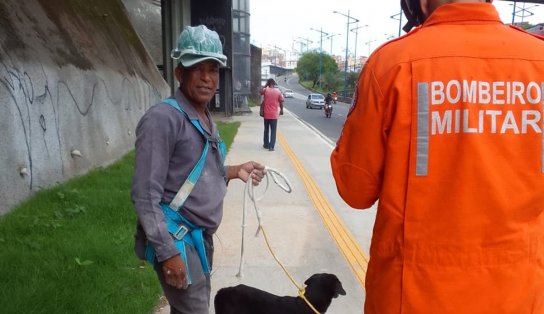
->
xmin=401 ymin=0 xmax=425 ymax=32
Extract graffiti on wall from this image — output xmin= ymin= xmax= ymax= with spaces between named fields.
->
xmin=0 ymin=55 xmax=164 ymax=212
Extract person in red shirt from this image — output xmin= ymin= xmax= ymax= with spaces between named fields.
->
xmin=331 ymin=0 xmax=544 ymax=313
xmin=260 ymin=78 xmax=284 ymax=151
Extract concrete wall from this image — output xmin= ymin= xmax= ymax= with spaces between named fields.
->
xmin=121 ymin=0 xmax=163 ymax=67
xmin=0 ymin=0 xmax=170 ymax=214
xmin=250 ymin=44 xmax=262 ymax=102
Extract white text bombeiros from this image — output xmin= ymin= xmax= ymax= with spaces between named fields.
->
xmin=428 ymin=80 xmax=543 ymax=135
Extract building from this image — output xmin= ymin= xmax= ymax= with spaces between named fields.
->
xmin=527 ymin=23 xmax=544 ymax=36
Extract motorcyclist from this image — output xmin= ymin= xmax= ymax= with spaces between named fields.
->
xmin=331 ymin=91 xmax=337 ymax=104
xmin=325 ymin=93 xmax=333 ymax=107
xmin=324 ymin=93 xmax=333 ymax=117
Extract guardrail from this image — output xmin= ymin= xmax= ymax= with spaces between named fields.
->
xmin=337 ymin=96 xmax=353 ymax=104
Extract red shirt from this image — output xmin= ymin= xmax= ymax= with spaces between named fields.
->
xmin=260 ymin=87 xmax=283 ymax=119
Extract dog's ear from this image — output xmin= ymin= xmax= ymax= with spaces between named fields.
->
xmin=333 ymin=279 xmax=347 ymax=298
xmin=304 ymin=274 xmax=318 ymax=286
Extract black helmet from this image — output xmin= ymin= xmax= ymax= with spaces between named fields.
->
xmin=401 ymin=0 xmax=425 ymax=32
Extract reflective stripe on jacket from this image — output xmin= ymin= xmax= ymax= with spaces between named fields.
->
xmin=331 ymin=3 xmax=544 ymax=313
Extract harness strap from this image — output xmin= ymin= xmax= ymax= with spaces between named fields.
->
xmin=145 ymin=204 xmax=211 ymax=284
xmin=144 ymin=97 xmax=224 ymax=284
xmin=162 ymin=98 xmax=210 ymax=210
xmin=162 ymin=204 xmax=210 ymax=273
xmin=162 ymin=98 xmax=227 ymax=209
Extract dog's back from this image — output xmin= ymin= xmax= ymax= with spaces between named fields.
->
xmin=214 ymin=284 xmax=309 ymax=314
xmin=214 ymin=273 xmax=346 ymax=314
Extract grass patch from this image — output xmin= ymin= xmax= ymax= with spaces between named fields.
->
xmin=300 ymin=80 xmax=327 ymax=94
xmin=0 ymin=122 xmax=240 ymax=314
xmin=217 ymin=121 xmax=240 ymax=151
xmin=247 ymin=98 xmax=259 ymax=108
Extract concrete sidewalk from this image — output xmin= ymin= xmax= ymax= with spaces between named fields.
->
xmin=156 ymin=108 xmax=369 ymax=314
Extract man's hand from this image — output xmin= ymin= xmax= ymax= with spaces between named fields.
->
xmin=161 ymin=254 xmax=188 ymax=289
xmin=231 ymin=161 xmax=265 ymax=185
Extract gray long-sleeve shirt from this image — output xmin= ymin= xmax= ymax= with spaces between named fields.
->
xmin=131 ymin=90 xmax=227 ymax=262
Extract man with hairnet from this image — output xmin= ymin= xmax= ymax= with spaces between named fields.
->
xmin=131 ymin=25 xmax=265 ymax=313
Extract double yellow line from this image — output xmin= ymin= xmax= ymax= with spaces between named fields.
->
xmin=277 ymin=132 xmax=369 ymax=288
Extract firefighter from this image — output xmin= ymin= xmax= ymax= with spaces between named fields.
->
xmin=331 ymin=0 xmax=544 ymax=313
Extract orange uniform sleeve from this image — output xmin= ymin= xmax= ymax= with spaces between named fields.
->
xmin=331 ymin=65 xmax=387 ymax=209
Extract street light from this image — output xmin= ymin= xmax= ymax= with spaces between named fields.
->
xmin=350 ymin=24 xmax=368 ymax=71
xmin=325 ymin=33 xmax=341 ymax=55
xmin=297 ymin=37 xmax=313 ymax=53
xmin=274 ymin=45 xmax=286 ymax=67
xmin=333 ymin=9 xmax=359 ymax=97
xmin=384 ymin=33 xmax=396 ymax=40
xmin=267 ymin=45 xmax=286 ymax=67
xmin=293 ymin=39 xmax=304 ymax=54
xmin=390 ymin=8 xmax=403 ymax=36
xmin=365 ymin=39 xmax=377 ymax=56
xmin=310 ymin=27 xmax=329 ymax=88
xmin=510 ymin=2 xmax=538 ymax=24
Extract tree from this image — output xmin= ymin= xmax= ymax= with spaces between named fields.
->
xmin=321 ymin=71 xmax=341 ymax=92
xmin=347 ymin=71 xmax=360 ymax=95
xmin=296 ymin=51 xmax=338 ymax=88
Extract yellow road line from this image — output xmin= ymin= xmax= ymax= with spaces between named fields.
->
xmin=278 ymin=131 xmax=368 ymax=288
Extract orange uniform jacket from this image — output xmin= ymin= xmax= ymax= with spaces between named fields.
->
xmin=331 ymin=3 xmax=544 ymax=313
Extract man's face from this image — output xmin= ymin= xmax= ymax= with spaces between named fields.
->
xmin=177 ymin=60 xmax=220 ymax=108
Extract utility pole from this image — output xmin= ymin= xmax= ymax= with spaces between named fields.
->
xmin=297 ymin=36 xmax=313 ymax=53
xmin=310 ymin=27 xmax=329 ymax=88
xmin=325 ymin=33 xmax=341 ymax=55
xmin=391 ymin=9 xmax=403 ymax=36
xmin=365 ymin=39 xmax=377 ymax=56
xmin=333 ymin=9 xmax=359 ymax=97
xmin=350 ymin=24 xmax=368 ymax=70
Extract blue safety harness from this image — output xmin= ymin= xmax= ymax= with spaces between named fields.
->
xmin=144 ymin=98 xmax=227 ymax=285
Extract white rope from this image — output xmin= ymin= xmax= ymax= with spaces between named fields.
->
xmin=234 ymin=167 xmax=321 ymax=313
xmin=236 ymin=166 xmax=292 ymax=278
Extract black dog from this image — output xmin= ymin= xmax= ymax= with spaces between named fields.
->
xmin=214 ymin=273 xmax=346 ymax=314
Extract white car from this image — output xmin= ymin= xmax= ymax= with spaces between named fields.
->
xmin=305 ymin=93 xmax=325 ymax=109
xmin=283 ymin=89 xmax=294 ymax=98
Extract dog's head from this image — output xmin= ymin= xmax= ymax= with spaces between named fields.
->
xmin=304 ymin=273 xmax=346 ymax=299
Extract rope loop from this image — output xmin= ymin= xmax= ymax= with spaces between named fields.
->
xmin=236 ymin=167 xmax=320 ymax=314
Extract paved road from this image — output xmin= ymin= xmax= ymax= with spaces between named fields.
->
xmin=276 ymin=73 xmax=377 ymax=266
xmin=277 ymin=74 xmax=350 ymax=144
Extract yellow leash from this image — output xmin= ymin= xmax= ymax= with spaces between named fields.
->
xmin=237 ymin=167 xmax=321 ymax=314
xmin=258 ymin=225 xmax=321 ymax=314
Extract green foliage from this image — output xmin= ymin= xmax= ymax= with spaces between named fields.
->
xmin=347 ymin=71 xmax=361 ymax=94
xmin=247 ymin=98 xmax=259 ymax=107
xmin=0 ymin=122 xmax=240 ymax=314
xmin=217 ymin=121 xmax=240 ymax=152
xmin=296 ymin=51 xmax=338 ymax=88
xmin=0 ymin=153 xmax=160 ymax=314
xmin=321 ymin=72 xmax=342 ymax=92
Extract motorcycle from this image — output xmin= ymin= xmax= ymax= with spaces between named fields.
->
xmin=324 ymin=102 xmax=333 ymax=118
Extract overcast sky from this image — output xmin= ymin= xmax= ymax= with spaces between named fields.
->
xmin=250 ymin=0 xmax=544 ymax=57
